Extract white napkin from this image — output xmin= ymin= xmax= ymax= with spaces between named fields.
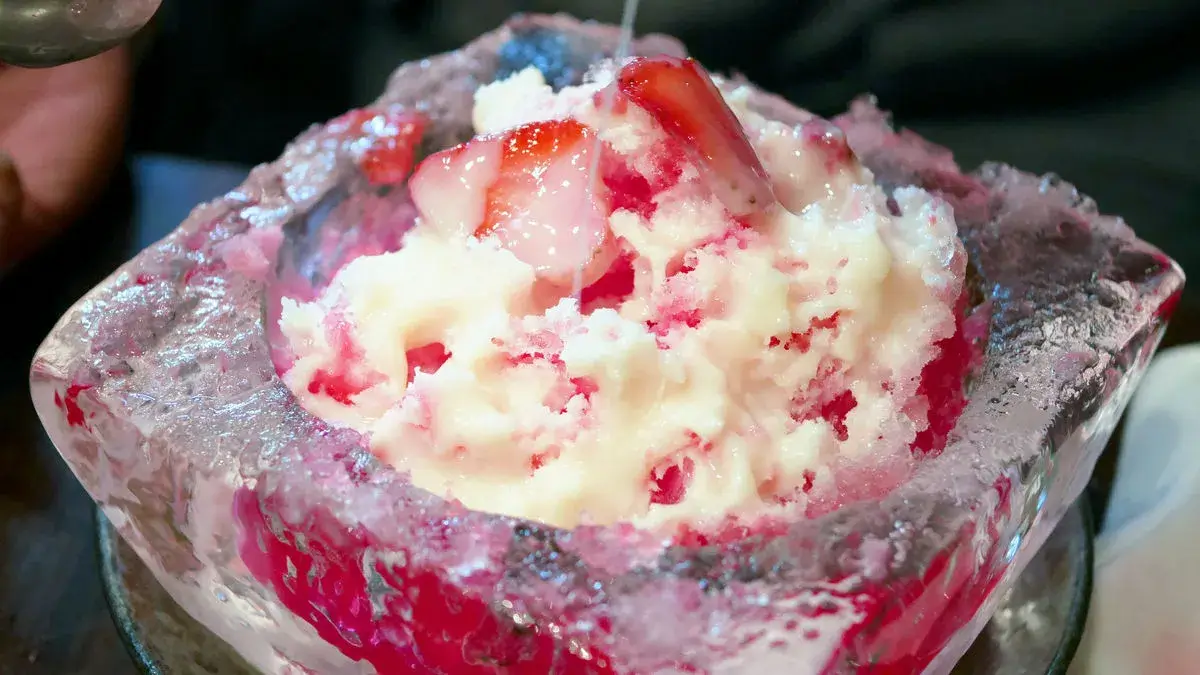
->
xmin=1070 ymin=344 xmax=1200 ymax=675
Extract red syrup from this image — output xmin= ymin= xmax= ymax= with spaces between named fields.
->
xmin=233 ymin=488 xmax=615 ymax=674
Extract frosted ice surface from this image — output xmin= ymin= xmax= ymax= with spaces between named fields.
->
xmin=30 ymin=13 xmax=1183 ymax=675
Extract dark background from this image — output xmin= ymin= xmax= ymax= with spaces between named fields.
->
xmin=129 ymin=0 xmax=1200 ymax=315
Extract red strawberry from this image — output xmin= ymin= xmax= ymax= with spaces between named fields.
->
xmin=479 ymin=119 xmax=613 ymax=285
xmin=409 ymin=138 xmax=502 ymax=237
xmin=617 ymin=56 xmax=775 ymax=217
xmin=330 ymin=108 xmax=426 ymax=186
xmin=411 ymin=119 xmax=615 ymax=288
xmin=361 ymin=138 xmax=420 ymax=186
xmin=405 ymin=342 xmax=451 ymax=384
xmin=649 ymin=458 xmax=695 ymax=506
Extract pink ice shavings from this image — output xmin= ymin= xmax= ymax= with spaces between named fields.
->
xmin=233 ymin=451 xmax=619 ymax=674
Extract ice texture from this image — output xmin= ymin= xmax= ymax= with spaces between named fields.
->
xmin=30 ymin=13 xmax=1184 ymax=675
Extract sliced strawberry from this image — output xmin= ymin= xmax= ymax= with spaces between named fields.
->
xmin=410 ymin=119 xmax=614 ymax=288
xmin=650 ymin=458 xmax=695 ymax=506
xmin=478 ymin=119 xmax=613 ymax=286
xmin=617 ymin=56 xmax=775 ymax=217
xmin=332 ymin=109 xmax=426 ymax=187
xmin=362 ymin=140 xmax=418 ymax=186
xmin=409 ymin=138 xmax=503 ymax=238
xmin=579 ymin=249 xmax=636 ymax=312
xmin=405 ymin=342 xmax=451 ymax=384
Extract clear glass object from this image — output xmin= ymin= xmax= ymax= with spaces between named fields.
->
xmin=29 ymin=14 xmax=1184 ymax=675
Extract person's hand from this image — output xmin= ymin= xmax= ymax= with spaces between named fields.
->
xmin=0 ymin=46 xmax=132 ymax=270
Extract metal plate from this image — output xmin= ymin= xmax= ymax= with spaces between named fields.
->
xmin=98 ymin=501 xmax=1092 ymax=674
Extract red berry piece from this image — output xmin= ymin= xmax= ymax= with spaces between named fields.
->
xmin=617 ymin=56 xmax=775 ymax=217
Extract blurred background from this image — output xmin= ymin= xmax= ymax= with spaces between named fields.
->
xmin=129 ymin=0 xmax=1200 ymax=310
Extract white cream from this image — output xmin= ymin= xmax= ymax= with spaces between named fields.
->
xmin=279 ymin=67 xmax=966 ymax=530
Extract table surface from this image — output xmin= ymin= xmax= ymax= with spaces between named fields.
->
xmin=0 ymin=157 xmax=1194 ymax=675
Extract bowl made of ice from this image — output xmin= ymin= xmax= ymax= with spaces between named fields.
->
xmin=29 ymin=14 xmax=1184 ymax=675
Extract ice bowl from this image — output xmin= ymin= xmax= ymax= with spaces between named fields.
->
xmin=29 ymin=13 xmax=1184 ymax=675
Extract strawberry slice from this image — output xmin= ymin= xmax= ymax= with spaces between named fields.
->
xmin=411 ymin=119 xmax=614 ymax=288
xmin=478 ymin=119 xmax=613 ymax=285
xmin=617 ymin=56 xmax=775 ymax=217
xmin=409 ymin=138 xmax=502 ymax=238
xmin=330 ymin=109 xmax=426 ymax=187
